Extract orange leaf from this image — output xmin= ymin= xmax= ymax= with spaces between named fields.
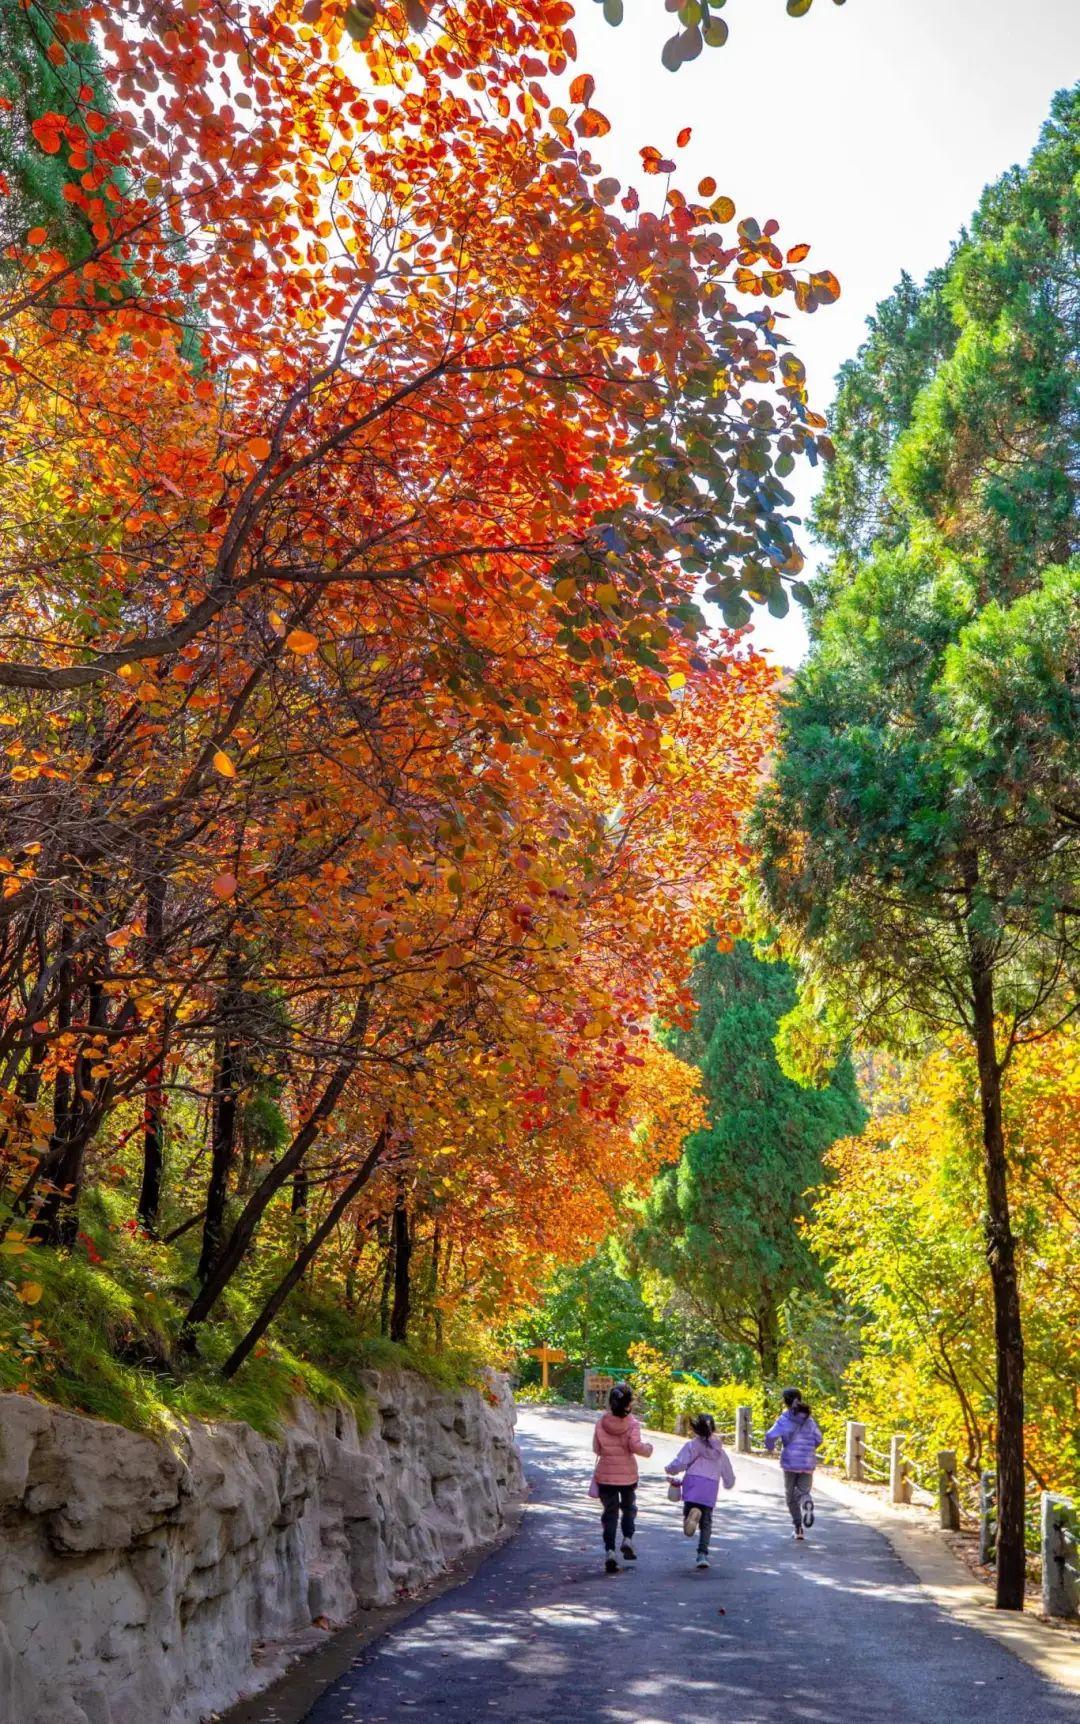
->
xmin=27 ymin=227 xmax=48 ymax=246
xmin=247 ymin=436 xmax=273 ymax=461
xmin=577 ymin=108 xmax=610 ymax=139
xmin=811 ymin=269 xmax=841 ymax=304
xmin=569 ymin=73 xmax=595 ymax=106
xmin=676 ymin=127 xmax=691 ymax=147
xmin=286 ymin=629 xmax=319 ymax=655
xmin=697 ymin=177 xmax=717 ymax=199
xmin=212 ymin=750 xmax=236 ymax=778
xmin=786 ymin=243 xmax=811 ymax=264
xmin=212 ymin=872 xmax=238 ymax=901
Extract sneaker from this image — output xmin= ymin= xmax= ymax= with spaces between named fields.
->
xmin=792 ymin=1530 xmax=805 ymax=1543
xmin=802 ymin=1495 xmax=815 ymax=1528
xmin=621 ymin=1541 xmax=637 ymax=1561
xmin=684 ymin=1506 xmax=702 ymax=1539
xmin=605 ymin=1555 xmax=619 ymax=1574
xmin=695 ymin=1555 xmax=710 ymax=1570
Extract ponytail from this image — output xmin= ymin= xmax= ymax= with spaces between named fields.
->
xmin=691 ymin=1412 xmax=716 ymax=1445
xmin=782 ymin=1386 xmax=812 ymax=1419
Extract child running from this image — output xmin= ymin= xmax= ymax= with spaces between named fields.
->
xmin=592 ymin=1381 xmax=654 ymax=1573
xmin=664 ymin=1413 xmax=736 ymax=1569
xmin=765 ymin=1387 xmax=823 ymax=1541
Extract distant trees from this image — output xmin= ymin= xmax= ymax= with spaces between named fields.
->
xmin=635 ymin=940 xmax=864 ymax=1381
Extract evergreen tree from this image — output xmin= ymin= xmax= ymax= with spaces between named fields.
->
xmin=756 ymin=85 xmax=1080 ymax=1611
xmin=0 ymin=0 xmax=104 ymax=259
xmin=636 ymin=940 xmax=865 ymax=1382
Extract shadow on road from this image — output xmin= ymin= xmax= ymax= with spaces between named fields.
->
xmin=301 ymin=1406 xmax=1078 ymax=1724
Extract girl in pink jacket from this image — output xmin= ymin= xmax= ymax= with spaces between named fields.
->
xmin=665 ymin=1413 xmax=736 ymax=1569
xmin=592 ymin=1382 xmax=653 ymax=1572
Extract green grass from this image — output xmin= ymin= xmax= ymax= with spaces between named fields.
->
xmin=0 ymin=1185 xmax=482 ymax=1439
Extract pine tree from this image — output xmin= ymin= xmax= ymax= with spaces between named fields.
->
xmin=637 ymin=940 xmax=865 ymax=1382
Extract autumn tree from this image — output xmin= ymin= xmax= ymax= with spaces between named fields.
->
xmin=0 ymin=0 xmax=834 ymax=1380
xmin=808 ymin=1034 xmax=1080 ymax=1501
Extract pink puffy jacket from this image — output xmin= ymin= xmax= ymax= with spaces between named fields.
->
xmin=592 ymin=1411 xmax=654 ymax=1485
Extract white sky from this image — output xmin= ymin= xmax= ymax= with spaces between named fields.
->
xmin=569 ymin=0 xmax=1080 ymax=664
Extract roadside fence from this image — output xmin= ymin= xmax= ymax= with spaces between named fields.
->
xmin=725 ymin=1406 xmax=1078 ymax=1622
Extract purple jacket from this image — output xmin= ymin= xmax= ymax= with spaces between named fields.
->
xmin=765 ymin=1408 xmax=823 ymax=1472
xmin=665 ymin=1435 xmax=736 ymax=1508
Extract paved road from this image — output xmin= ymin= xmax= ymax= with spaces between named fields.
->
xmin=303 ymin=1407 xmax=1079 ymax=1724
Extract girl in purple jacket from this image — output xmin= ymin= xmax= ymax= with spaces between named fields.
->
xmin=765 ymin=1388 xmax=823 ymax=1541
xmin=664 ymin=1413 xmax=736 ymax=1569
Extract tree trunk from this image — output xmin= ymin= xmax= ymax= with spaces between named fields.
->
xmin=196 ymin=973 xmax=242 ymax=1286
xmin=390 ymin=1182 xmax=411 ymax=1344
xmin=343 ymin=1207 xmax=366 ymax=1310
xmin=969 ymin=948 xmax=1026 ymax=1612
xmin=137 ymin=876 xmax=167 ymax=1234
xmin=221 ymin=1129 xmax=387 ymax=1378
xmin=378 ymin=1212 xmax=394 ymax=1336
xmin=428 ymin=1218 xmax=442 ymax=1349
xmin=756 ymin=1293 xmax=780 ymax=1382
xmin=33 ymin=969 xmax=106 ymax=1247
xmin=181 ymin=995 xmax=370 ymax=1344
xmin=291 ymin=1164 xmax=309 ymax=1247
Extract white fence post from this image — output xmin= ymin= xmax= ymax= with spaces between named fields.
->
xmin=1041 ymin=1493 xmax=1080 ymax=1619
xmin=937 ymin=1450 xmax=961 ymax=1532
xmin=845 ymin=1420 xmax=865 ymax=1481
xmin=735 ymin=1405 xmax=752 ymax=1454
xmin=979 ymin=1471 xmax=997 ymax=1566
xmin=889 ymin=1434 xmax=908 ymax=1505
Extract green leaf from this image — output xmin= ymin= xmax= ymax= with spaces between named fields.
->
xmin=720 ymin=596 xmax=753 ymax=629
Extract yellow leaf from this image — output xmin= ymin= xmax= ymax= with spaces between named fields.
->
xmin=594 ymin=583 xmax=619 ymax=606
xmin=212 ymin=750 xmax=236 ymax=778
xmin=668 ymin=671 xmax=687 ymax=691
xmin=16 ymin=1281 xmax=43 ymax=1305
xmin=286 ymin=629 xmax=319 ymax=655
xmin=554 ymin=577 xmax=577 ymax=602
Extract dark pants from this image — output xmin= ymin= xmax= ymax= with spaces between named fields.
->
xmin=784 ymin=1470 xmax=813 ymax=1530
xmin=598 ymin=1483 xmax=637 ymax=1550
xmin=684 ymin=1501 xmax=713 ymax=1553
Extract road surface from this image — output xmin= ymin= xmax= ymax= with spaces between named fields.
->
xmin=302 ymin=1406 xmax=1078 ymax=1724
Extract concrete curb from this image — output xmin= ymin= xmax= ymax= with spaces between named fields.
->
xmin=739 ymin=1453 xmax=1080 ymax=1694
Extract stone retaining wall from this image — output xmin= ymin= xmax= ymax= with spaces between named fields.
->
xmin=0 ymin=1369 xmax=522 ymax=1724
